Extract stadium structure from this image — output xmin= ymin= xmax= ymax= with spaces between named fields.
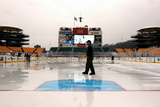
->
xmin=1 ymin=26 xmax=160 ymax=63
xmin=0 ymin=26 xmax=45 ymax=62
xmin=132 ymin=27 xmax=160 ymax=48
xmin=58 ymin=27 xmax=102 ymax=47
xmin=49 ymin=27 xmax=110 ymax=57
xmin=0 ymin=26 xmax=29 ymax=47
xmin=49 ymin=26 xmax=160 ymax=58
xmin=115 ymin=27 xmax=160 ymax=57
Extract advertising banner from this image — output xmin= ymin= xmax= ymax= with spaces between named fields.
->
xmin=66 ymin=41 xmax=74 ymax=44
xmin=0 ymin=56 xmax=3 ymax=61
xmin=88 ymin=31 xmax=102 ymax=35
xmin=66 ymin=34 xmax=74 ymax=44
xmin=77 ymin=44 xmax=86 ymax=47
xmin=93 ymin=43 xmax=102 ymax=47
xmin=59 ymin=35 xmax=66 ymax=44
xmin=156 ymin=57 xmax=160 ymax=62
xmin=62 ymin=44 xmax=73 ymax=47
xmin=73 ymin=28 xmax=88 ymax=35
xmin=95 ymin=35 xmax=102 ymax=44
xmin=59 ymin=35 xmax=66 ymax=39
xmin=59 ymin=31 xmax=72 ymax=35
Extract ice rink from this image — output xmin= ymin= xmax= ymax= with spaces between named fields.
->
xmin=0 ymin=60 xmax=160 ymax=107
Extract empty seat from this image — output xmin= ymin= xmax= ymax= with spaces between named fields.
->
xmin=23 ymin=47 xmax=36 ymax=53
xmin=8 ymin=47 xmax=22 ymax=52
xmin=50 ymin=47 xmax=58 ymax=52
xmin=58 ymin=47 xmax=72 ymax=52
xmin=73 ymin=48 xmax=86 ymax=52
xmin=94 ymin=48 xmax=103 ymax=52
xmin=35 ymin=48 xmax=45 ymax=53
xmin=0 ymin=46 xmax=11 ymax=52
xmin=102 ymin=48 xmax=109 ymax=52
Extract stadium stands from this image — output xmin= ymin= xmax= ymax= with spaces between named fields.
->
xmin=115 ymin=49 xmax=128 ymax=57
xmin=114 ymin=48 xmax=160 ymax=57
xmin=115 ymin=49 xmax=125 ymax=53
xmin=154 ymin=48 xmax=160 ymax=57
xmin=23 ymin=48 xmax=36 ymax=53
xmin=49 ymin=47 xmax=110 ymax=53
xmin=31 ymin=54 xmax=38 ymax=57
xmin=94 ymin=48 xmax=103 ymax=52
xmin=58 ymin=47 xmax=72 ymax=52
xmin=102 ymin=47 xmax=109 ymax=52
xmin=0 ymin=46 xmax=45 ymax=54
xmin=48 ymin=47 xmax=160 ymax=57
xmin=0 ymin=46 xmax=11 ymax=52
xmin=124 ymin=49 xmax=133 ymax=57
xmin=8 ymin=47 xmax=22 ymax=52
xmin=0 ymin=26 xmax=29 ymax=47
xmin=50 ymin=47 xmax=58 ymax=52
xmin=73 ymin=47 xmax=86 ymax=52
xmin=34 ymin=48 xmax=45 ymax=53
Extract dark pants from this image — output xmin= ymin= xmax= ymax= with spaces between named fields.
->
xmin=85 ymin=57 xmax=95 ymax=73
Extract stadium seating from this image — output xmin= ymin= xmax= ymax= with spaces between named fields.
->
xmin=31 ymin=54 xmax=38 ymax=57
xmin=124 ymin=49 xmax=133 ymax=57
xmin=148 ymin=48 xmax=160 ymax=57
xmin=115 ymin=49 xmax=128 ymax=57
xmin=0 ymin=46 xmax=11 ymax=52
xmin=0 ymin=46 xmax=45 ymax=58
xmin=93 ymin=48 xmax=103 ymax=52
xmin=8 ymin=47 xmax=22 ymax=52
xmin=50 ymin=47 xmax=58 ymax=52
xmin=23 ymin=47 xmax=36 ymax=53
xmin=115 ymin=49 xmax=125 ymax=53
xmin=34 ymin=48 xmax=45 ymax=53
xmin=102 ymin=48 xmax=109 ymax=52
xmin=49 ymin=47 xmax=110 ymax=53
xmin=124 ymin=49 xmax=132 ymax=52
xmin=73 ymin=47 xmax=86 ymax=52
xmin=58 ymin=47 xmax=72 ymax=52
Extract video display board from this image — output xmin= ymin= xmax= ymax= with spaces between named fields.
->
xmin=66 ymin=34 xmax=74 ymax=44
xmin=58 ymin=27 xmax=102 ymax=47
xmin=74 ymin=35 xmax=94 ymax=44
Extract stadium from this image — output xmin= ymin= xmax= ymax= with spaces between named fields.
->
xmin=0 ymin=26 xmax=29 ymax=47
xmin=0 ymin=26 xmax=160 ymax=63
xmin=0 ymin=26 xmax=160 ymax=107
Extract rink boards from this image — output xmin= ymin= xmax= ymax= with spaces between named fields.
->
xmin=0 ymin=56 xmax=160 ymax=64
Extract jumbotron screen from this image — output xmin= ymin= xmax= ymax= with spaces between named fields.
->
xmin=74 ymin=35 xmax=94 ymax=44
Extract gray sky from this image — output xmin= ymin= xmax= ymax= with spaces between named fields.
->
xmin=1 ymin=0 xmax=160 ymax=49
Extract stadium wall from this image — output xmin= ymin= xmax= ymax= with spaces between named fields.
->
xmin=1 ymin=55 xmax=160 ymax=64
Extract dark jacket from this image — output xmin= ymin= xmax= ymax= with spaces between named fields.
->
xmin=86 ymin=45 xmax=94 ymax=58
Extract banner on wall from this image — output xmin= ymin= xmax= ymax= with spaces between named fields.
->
xmin=77 ymin=44 xmax=86 ymax=47
xmin=88 ymin=31 xmax=102 ymax=35
xmin=59 ymin=31 xmax=72 ymax=35
xmin=73 ymin=28 xmax=88 ymax=35
xmin=95 ymin=35 xmax=102 ymax=43
xmin=0 ymin=56 xmax=3 ymax=61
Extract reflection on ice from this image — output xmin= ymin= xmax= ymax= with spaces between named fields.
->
xmin=36 ymin=79 xmax=125 ymax=91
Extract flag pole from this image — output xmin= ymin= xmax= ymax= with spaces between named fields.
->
xmin=74 ymin=17 xmax=77 ymax=27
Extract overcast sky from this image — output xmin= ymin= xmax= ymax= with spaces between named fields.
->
xmin=0 ymin=0 xmax=160 ymax=49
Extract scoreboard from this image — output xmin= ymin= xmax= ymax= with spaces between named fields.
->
xmin=58 ymin=27 xmax=102 ymax=47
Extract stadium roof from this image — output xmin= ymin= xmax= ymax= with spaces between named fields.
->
xmin=138 ymin=26 xmax=160 ymax=32
xmin=0 ymin=26 xmax=23 ymax=32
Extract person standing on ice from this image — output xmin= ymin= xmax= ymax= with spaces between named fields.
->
xmin=111 ymin=55 xmax=114 ymax=64
xmin=82 ymin=40 xmax=95 ymax=75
